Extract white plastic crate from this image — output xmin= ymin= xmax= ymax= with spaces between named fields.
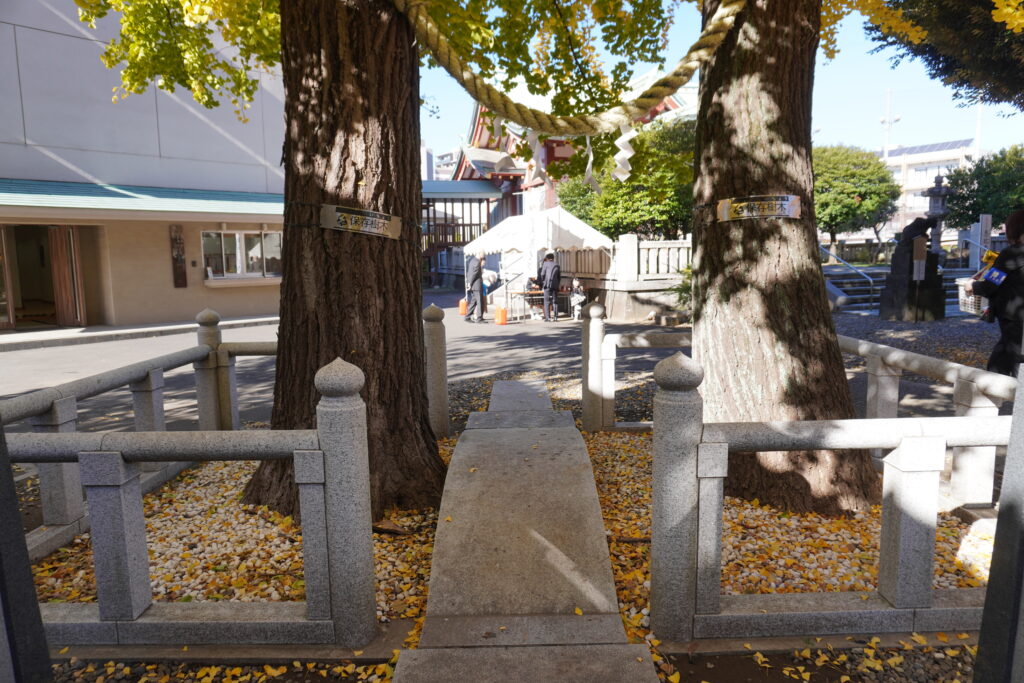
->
xmin=957 ymin=277 xmax=988 ymax=315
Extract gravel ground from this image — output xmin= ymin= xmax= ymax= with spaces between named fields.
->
xmin=24 ymin=314 xmax=1003 ymax=681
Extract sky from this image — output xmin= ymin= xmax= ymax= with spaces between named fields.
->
xmin=419 ymin=9 xmax=1023 ymax=157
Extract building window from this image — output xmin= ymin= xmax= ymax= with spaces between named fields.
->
xmin=202 ymin=230 xmax=283 ymax=278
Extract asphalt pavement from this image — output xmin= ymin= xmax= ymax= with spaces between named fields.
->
xmin=0 ymin=290 xmax=683 ymax=433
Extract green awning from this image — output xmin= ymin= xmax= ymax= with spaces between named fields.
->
xmin=0 ymin=178 xmax=503 ymax=222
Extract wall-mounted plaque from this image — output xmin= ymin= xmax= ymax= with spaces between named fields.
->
xmin=716 ymin=195 xmax=801 ymax=222
xmin=169 ymin=224 xmax=187 ymax=288
xmin=320 ymin=204 xmax=402 ymax=240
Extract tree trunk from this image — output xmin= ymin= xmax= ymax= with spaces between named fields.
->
xmin=242 ymin=0 xmax=446 ymax=520
xmin=692 ymin=0 xmax=880 ymax=514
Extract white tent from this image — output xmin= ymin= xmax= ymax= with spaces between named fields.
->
xmin=463 ymin=207 xmax=612 ymax=315
xmin=463 ymin=206 xmax=612 ymax=258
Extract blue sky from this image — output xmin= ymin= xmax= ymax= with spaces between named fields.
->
xmin=419 ymin=10 xmax=1022 ymax=157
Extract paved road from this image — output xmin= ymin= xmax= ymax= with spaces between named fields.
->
xmin=0 ymin=291 xmax=683 ymax=433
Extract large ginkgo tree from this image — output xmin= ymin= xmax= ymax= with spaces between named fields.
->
xmin=75 ymin=0 xmax=1024 ymax=516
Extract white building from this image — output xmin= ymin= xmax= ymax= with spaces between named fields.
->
xmin=881 ymin=139 xmax=976 ymax=234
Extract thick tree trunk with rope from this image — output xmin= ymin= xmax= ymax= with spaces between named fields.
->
xmin=692 ymin=0 xmax=881 ymax=514
xmin=242 ymin=0 xmax=446 ymax=519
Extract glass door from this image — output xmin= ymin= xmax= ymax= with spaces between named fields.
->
xmin=0 ymin=228 xmax=13 ymax=328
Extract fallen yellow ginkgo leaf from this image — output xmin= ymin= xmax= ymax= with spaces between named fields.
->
xmin=574 ymin=607 xmax=583 ymax=615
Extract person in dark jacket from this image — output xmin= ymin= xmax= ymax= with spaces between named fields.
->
xmin=465 ymin=251 xmax=486 ymax=323
xmin=968 ymin=209 xmax=1024 ymax=376
xmin=538 ymin=252 xmax=561 ymax=322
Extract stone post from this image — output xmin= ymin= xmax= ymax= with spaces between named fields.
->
xmin=878 ymin=436 xmax=945 ymax=609
xmin=615 ymin=233 xmax=640 ymax=281
xmin=194 ymin=309 xmax=222 ymax=431
xmin=314 ymin=359 xmax=377 ymax=647
xmin=215 ymin=348 xmax=240 ymax=431
xmin=865 ymin=355 xmax=901 ymax=464
xmin=422 ymin=304 xmax=450 ymax=438
xmin=581 ymin=303 xmax=605 ymax=432
xmin=950 ymin=378 xmax=999 ymax=508
xmin=0 ymin=427 xmax=52 ymax=682
xmin=294 ymin=450 xmax=331 ymax=621
xmin=696 ymin=442 xmax=728 ymax=615
xmin=600 ymin=336 xmax=617 ymax=429
xmin=131 ymin=369 xmax=166 ymax=472
xmin=650 ymin=351 xmax=705 ymax=642
xmin=29 ymin=396 xmax=84 ymax=526
xmin=79 ymin=451 xmax=152 ymax=620
xmin=976 ymin=375 xmax=1024 ymax=682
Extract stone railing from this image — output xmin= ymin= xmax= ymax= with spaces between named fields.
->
xmin=581 ymin=303 xmax=689 ymax=431
xmin=638 ymin=238 xmax=691 ymax=280
xmin=2 ymin=306 xmax=451 ymax=564
xmin=839 ymin=334 xmax=1015 ymax=509
xmin=4 ymin=358 xmax=376 ymax=648
xmin=648 ymin=351 xmax=1011 ymax=643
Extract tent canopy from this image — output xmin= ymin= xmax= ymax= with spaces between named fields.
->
xmin=463 ymin=206 xmax=612 ymax=257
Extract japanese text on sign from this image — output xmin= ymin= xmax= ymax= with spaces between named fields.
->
xmin=320 ymin=204 xmax=402 ymax=240
xmin=716 ymin=195 xmax=801 ymax=222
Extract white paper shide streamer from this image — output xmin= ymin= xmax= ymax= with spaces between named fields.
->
xmin=584 ymin=136 xmax=601 ymax=194
xmin=491 ymin=115 xmax=504 ymax=142
xmin=612 ymin=123 xmax=638 ymax=182
xmin=526 ymin=131 xmax=552 ymax=187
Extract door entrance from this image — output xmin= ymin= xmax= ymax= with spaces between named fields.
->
xmin=1 ymin=225 xmax=86 ymax=329
xmin=0 ymin=229 xmax=13 ymax=329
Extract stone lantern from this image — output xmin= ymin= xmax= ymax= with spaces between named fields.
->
xmin=921 ymin=175 xmax=953 ymax=253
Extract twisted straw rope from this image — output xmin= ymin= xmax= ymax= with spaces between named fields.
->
xmin=392 ymin=0 xmax=748 ymax=136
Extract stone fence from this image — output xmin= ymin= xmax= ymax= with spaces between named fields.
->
xmin=581 ymin=302 xmax=1016 ymax=510
xmin=648 ymin=351 xmax=1012 ymax=643
xmin=0 ymin=306 xmax=450 ymax=563
xmin=4 ymin=357 xmax=376 ymax=648
xmin=1 ymin=306 xmax=452 ymax=653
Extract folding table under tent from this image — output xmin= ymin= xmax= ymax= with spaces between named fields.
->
xmin=462 ymin=206 xmax=613 ymax=320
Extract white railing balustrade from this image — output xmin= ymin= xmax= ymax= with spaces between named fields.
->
xmin=5 ymin=358 xmax=376 ymax=647
xmin=638 ymin=238 xmax=691 ymax=280
xmin=649 ymin=351 xmax=1010 ymax=642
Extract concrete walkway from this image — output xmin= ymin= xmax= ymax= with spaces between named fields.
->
xmin=393 ymin=379 xmax=657 ymax=682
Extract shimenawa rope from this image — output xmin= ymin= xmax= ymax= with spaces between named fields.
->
xmin=391 ymin=0 xmax=748 ymax=136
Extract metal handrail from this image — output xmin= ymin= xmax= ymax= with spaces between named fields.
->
xmin=819 ymin=244 xmax=877 ymax=309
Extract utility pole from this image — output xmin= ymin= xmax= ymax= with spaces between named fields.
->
xmin=880 ymin=89 xmax=900 ymax=161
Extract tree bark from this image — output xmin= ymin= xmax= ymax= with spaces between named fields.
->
xmin=242 ymin=0 xmax=446 ymax=519
xmin=692 ymin=0 xmax=880 ymax=514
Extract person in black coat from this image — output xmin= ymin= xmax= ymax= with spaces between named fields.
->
xmin=537 ymin=252 xmax=561 ymax=322
xmin=968 ymin=209 xmax=1024 ymax=376
xmin=465 ymin=251 xmax=486 ymax=323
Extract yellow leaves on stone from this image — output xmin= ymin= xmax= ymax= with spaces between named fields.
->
xmin=574 ymin=606 xmax=584 ymax=615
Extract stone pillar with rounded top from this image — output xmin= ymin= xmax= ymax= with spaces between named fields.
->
xmin=650 ymin=351 xmax=705 ymax=643
xmin=314 ymin=359 xmax=377 ymax=647
xmin=423 ymin=304 xmax=450 ymax=437
xmin=581 ymin=302 xmax=605 ymax=432
xmin=194 ymin=309 xmax=222 ymax=431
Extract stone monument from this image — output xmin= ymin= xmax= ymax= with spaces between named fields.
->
xmin=879 ymin=217 xmax=946 ymax=321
